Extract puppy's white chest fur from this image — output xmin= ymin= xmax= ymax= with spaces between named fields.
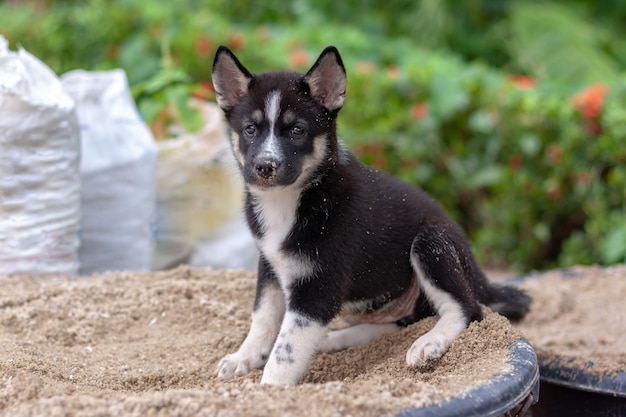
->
xmin=251 ymin=186 xmax=314 ymax=292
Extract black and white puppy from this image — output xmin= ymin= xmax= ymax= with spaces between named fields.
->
xmin=212 ymin=46 xmax=530 ymax=385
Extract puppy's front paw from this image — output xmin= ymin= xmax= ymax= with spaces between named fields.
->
xmin=406 ymin=333 xmax=447 ymax=368
xmin=215 ymin=351 xmax=266 ymax=381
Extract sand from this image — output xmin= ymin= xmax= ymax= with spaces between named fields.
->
xmin=514 ymin=264 xmax=626 ymax=379
xmin=0 ymin=266 xmax=523 ymax=417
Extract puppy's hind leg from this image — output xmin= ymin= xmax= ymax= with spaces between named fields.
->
xmin=406 ymin=219 xmax=483 ymax=368
xmin=319 ymin=323 xmax=400 ymax=353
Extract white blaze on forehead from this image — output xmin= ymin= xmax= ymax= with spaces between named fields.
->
xmin=266 ymin=90 xmax=281 ymax=125
xmin=261 ymin=91 xmax=282 ymax=157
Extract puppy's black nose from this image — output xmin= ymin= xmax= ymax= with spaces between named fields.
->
xmin=254 ymin=157 xmax=280 ymax=179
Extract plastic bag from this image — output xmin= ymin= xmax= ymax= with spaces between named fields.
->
xmin=61 ymin=69 xmax=157 ymax=274
xmin=0 ymin=35 xmax=81 ymax=275
xmin=153 ymin=99 xmax=257 ymax=271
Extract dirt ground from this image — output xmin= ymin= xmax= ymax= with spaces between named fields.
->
xmin=0 ymin=266 xmax=524 ymax=417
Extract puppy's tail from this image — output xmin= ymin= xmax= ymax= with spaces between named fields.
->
xmin=483 ymin=283 xmax=531 ymax=322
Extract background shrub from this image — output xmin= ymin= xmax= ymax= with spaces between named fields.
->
xmin=1 ymin=0 xmax=625 ymax=271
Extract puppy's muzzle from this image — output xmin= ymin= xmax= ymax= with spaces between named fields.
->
xmin=254 ymin=155 xmax=281 ymax=181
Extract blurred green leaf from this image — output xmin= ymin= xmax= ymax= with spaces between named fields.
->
xmin=601 ymin=222 xmax=626 ymax=264
xmin=165 ymin=84 xmax=203 ymax=132
xmin=468 ymin=166 xmax=505 ymax=189
xmin=509 ymin=3 xmax=620 ymax=92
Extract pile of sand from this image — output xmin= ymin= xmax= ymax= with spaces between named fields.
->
xmin=514 ymin=264 xmax=626 ymax=379
xmin=0 ymin=267 xmax=523 ymax=417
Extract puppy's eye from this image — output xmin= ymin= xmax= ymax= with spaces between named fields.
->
xmin=243 ymin=124 xmax=257 ymax=137
xmin=291 ymin=125 xmax=306 ymax=138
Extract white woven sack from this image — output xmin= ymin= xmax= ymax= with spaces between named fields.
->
xmin=0 ymin=35 xmax=81 ymax=275
xmin=61 ymin=69 xmax=157 ymax=274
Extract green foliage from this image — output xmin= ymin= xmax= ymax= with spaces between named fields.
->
xmin=1 ymin=0 xmax=625 ymax=271
xmin=508 ymin=3 xmax=620 ymax=92
xmin=341 ymin=51 xmax=626 ymax=270
xmin=132 ymin=39 xmax=204 ymax=134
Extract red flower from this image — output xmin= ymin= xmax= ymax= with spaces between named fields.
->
xmin=572 ymin=83 xmax=608 ymax=136
xmin=195 ymin=35 xmax=213 ymax=58
xmin=545 ymin=144 xmax=563 ymax=164
xmin=357 ymin=142 xmax=389 ymax=171
xmin=228 ymin=33 xmax=246 ymax=50
xmin=410 ymin=103 xmax=429 ymax=120
xmin=572 ymin=83 xmax=608 ymax=119
xmin=192 ymin=82 xmax=215 ymax=101
xmin=288 ymin=48 xmax=310 ymax=68
xmin=576 ymin=172 xmax=592 ymax=186
xmin=510 ymin=75 xmax=536 ymax=90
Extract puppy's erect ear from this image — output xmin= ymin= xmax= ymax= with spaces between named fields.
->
xmin=303 ymin=46 xmax=346 ymax=111
xmin=211 ymin=46 xmax=254 ymax=111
